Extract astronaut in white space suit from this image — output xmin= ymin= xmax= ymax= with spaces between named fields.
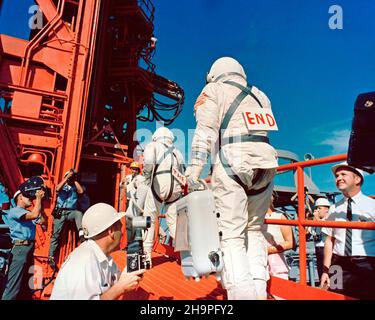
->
xmin=185 ymin=57 xmax=278 ymax=299
xmin=142 ymin=127 xmax=185 ymax=265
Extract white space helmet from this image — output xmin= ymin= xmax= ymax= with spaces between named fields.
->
xmin=152 ymin=127 xmax=174 ymax=143
xmin=82 ymin=203 xmax=125 ymax=239
xmin=206 ymin=57 xmax=246 ymax=83
xmin=315 ymin=198 xmax=330 ymax=208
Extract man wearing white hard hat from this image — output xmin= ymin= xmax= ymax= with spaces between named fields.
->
xmin=320 ymin=162 xmax=375 ymax=299
xmin=311 ymin=197 xmax=331 ymax=280
xmin=141 ymin=127 xmax=185 ymax=266
xmin=50 ymin=203 xmax=145 ymax=300
xmin=185 ymin=57 xmax=278 ymax=299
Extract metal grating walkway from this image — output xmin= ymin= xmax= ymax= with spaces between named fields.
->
xmin=111 ymin=250 xmax=226 ymax=300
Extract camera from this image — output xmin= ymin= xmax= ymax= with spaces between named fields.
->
xmin=19 ymin=176 xmax=50 ymax=200
xmin=126 ymin=215 xmax=151 ymax=272
xmin=127 ymin=251 xmax=151 ymax=272
xmin=66 ymin=169 xmax=78 ymax=184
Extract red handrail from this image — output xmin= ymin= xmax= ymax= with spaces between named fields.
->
xmin=278 ymin=154 xmax=347 ymax=171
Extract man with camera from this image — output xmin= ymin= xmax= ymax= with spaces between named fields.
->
xmin=48 ymin=169 xmax=85 ymax=267
xmin=1 ymin=188 xmax=46 ymax=300
xmin=50 ymin=203 xmax=145 ymax=300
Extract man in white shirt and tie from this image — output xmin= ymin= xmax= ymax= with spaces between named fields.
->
xmin=320 ymin=162 xmax=375 ymax=299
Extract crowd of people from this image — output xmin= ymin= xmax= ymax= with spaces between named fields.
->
xmin=0 ymin=57 xmax=374 ymax=301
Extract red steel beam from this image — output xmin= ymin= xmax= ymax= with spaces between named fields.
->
xmin=265 ymin=218 xmax=375 ymax=230
xmin=296 ymin=166 xmax=307 ymax=285
xmin=278 ymin=153 xmax=347 ymax=172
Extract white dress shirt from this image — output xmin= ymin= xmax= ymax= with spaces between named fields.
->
xmin=50 ymin=240 xmax=120 ymax=300
xmin=322 ymin=191 xmax=375 ymax=257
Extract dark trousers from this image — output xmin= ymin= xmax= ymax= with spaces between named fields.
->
xmin=1 ymin=243 xmax=34 ymax=300
xmin=315 ymin=246 xmax=325 ymax=280
xmin=49 ymin=209 xmax=83 ymax=258
xmin=329 ymin=254 xmax=375 ymax=300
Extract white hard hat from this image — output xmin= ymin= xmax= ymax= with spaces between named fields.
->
xmin=152 ymin=127 xmax=174 ymax=143
xmin=82 ymin=203 xmax=125 ymax=239
xmin=315 ymin=198 xmax=330 ymax=208
xmin=331 ymin=161 xmax=364 ymax=182
xmin=206 ymin=57 xmax=246 ymax=83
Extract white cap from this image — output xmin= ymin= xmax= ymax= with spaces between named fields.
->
xmin=331 ymin=161 xmax=364 ymax=182
xmin=13 ymin=190 xmax=22 ymax=200
xmin=315 ymin=198 xmax=330 ymax=208
xmin=82 ymin=203 xmax=125 ymax=239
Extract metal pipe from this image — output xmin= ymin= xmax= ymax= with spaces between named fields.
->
xmin=75 ymin=0 xmax=101 ymax=165
xmin=20 ymin=0 xmax=67 ymax=86
xmin=308 ymin=254 xmax=316 ymax=287
xmin=265 ymin=218 xmax=375 ymax=230
xmin=0 ymin=83 xmax=67 ymax=99
xmin=0 ymin=112 xmax=63 ymax=127
xmin=297 ymin=166 xmax=307 ymax=285
xmin=278 ymin=154 xmax=347 ymax=172
xmin=20 ymin=1 xmax=60 ymax=84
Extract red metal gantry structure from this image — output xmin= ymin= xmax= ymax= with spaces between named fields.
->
xmin=0 ymin=0 xmax=183 ymax=297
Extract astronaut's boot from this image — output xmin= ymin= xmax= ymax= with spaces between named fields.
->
xmin=143 ymin=221 xmax=155 ymax=269
xmin=246 ymin=230 xmax=269 ymax=300
xmin=221 ymin=238 xmax=257 ymax=300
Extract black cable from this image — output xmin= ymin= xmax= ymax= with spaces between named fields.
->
xmin=136 ymin=76 xmax=185 ymax=125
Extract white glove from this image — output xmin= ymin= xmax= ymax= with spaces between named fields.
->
xmin=185 ymin=164 xmax=203 ymax=181
xmin=185 ymin=165 xmax=204 ymax=191
xmin=142 ymin=164 xmax=154 ymax=186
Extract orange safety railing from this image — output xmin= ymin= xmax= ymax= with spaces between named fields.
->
xmin=266 ymin=153 xmax=375 ymax=297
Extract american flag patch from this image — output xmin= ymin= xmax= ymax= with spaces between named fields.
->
xmin=194 ymin=92 xmax=207 ymax=113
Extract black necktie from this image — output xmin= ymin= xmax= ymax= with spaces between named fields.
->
xmin=344 ymin=198 xmax=353 ymax=256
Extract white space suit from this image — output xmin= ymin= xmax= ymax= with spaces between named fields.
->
xmin=142 ymin=127 xmax=185 ymax=255
xmin=186 ymin=57 xmax=278 ymax=299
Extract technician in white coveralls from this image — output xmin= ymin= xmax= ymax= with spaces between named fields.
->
xmin=125 ymin=162 xmax=145 ymax=202
xmin=142 ymin=127 xmax=185 ymax=263
xmin=185 ymin=57 xmax=278 ymax=299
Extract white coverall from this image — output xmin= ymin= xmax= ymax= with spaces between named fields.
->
xmin=125 ymin=173 xmax=145 ymax=201
xmin=142 ymin=137 xmax=185 ymax=254
xmin=190 ymin=74 xmax=278 ymax=299
xmin=124 ymin=173 xmax=149 ymax=216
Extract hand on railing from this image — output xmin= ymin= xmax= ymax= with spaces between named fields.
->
xmin=320 ymin=267 xmax=330 ymax=290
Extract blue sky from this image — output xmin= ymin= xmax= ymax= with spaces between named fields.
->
xmin=1 ymin=0 xmax=374 ymax=195
xmin=148 ymin=0 xmax=375 ymax=194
